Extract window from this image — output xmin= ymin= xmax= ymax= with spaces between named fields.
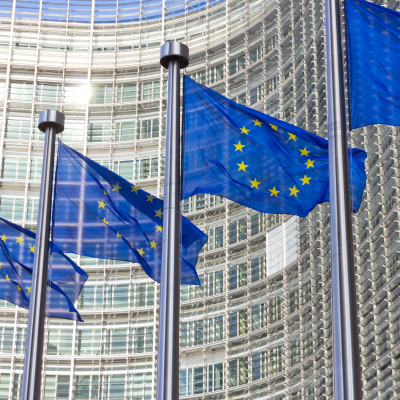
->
xmin=44 ymin=375 xmax=70 ymax=399
xmin=9 ymin=82 xmax=33 ymax=101
xmin=0 ymin=327 xmax=13 ymax=353
xmin=0 ymin=198 xmax=24 ymax=221
xmin=115 ymin=121 xmax=135 ymax=141
xmin=75 ymin=329 xmax=101 ymax=355
xmin=251 ymin=256 xmax=266 ymax=283
xmin=30 ymin=158 xmax=43 ymax=180
xmin=270 ymin=346 xmax=284 ymax=375
xmin=266 ymin=76 xmax=278 ymax=95
xmin=78 ymin=285 xmax=103 ymax=310
xmin=103 ymin=328 xmax=127 ymax=355
xmin=252 ymin=303 xmax=266 ymax=331
xmin=229 ymin=310 xmax=247 ymax=338
xmin=88 ymin=123 xmax=111 ymax=142
xmin=252 ymin=352 xmax=267 ymax=381
xmin=266 ymin=34 xmax=277 ymax=53
xmin=114 ymin=84 xmax=136 ymax=103
xmin=182 ymin=274 xmax=204 ymax=301
xmin=188 ymin=70 xmax=205 ymax=84
xmin=269 ymin=296 xmax=283 ymax=323
xmin=229 ymin=218 xmax=247 ymax=244
xmin=47 ymin=329 xmax=73 ymax=355
xmin=113 ymin=160 xmax=134 ymax=180
xmin=209 ymin=64 xmax=224 ymax=83
xmin=208 ymin=363 xmax=223 ymax=391
xmin=127 ymin=373 xmax=152 ymax=400
xmin=131 ymin=282 xmax=155 ymax=307
xmin=5 ymin=119 xmax=30 ymax=140
xmin=250 ymin=84 xmax=263 ymax=105
xmin=62 ymin=122 xmax=85 ymax=142
xmin=208 ymin=315 xmax=224 ymax=343
xmin=135 ymin=157 xmax=158 ymax=179
xmin=130 ymin=326 xmax=153 ymax=353
xmin=209 ymin=195 xmax=223 ymax=207
xmin=16 ymin=327 xmax=26 ymax=354
xmin=208 ymin=226 xmax=224 ymax=250
xmin=137 ymin=118 xmax=159 ymax=139
xmin=290 ymin=339 xmax=300 ymax=366
xmin=181 ymin=319 xmax=204 ymax=348
xmin=90 ymin=85 xmax=112 ymax=103
xmin=250 ymin=45 xmax=262 ymax=64
xmin=139 ymin=81 xmax=160 ymax=100
xmin=74 ymin=375 xmax=99 ymax=399
xmin=180 ymin=366 xmax=203 ymax=396
xmin=229 ymin=264 xmax=247 ymax=290
xmin=229 ymin=357 xmax=248 ymax=387
xmin=251 ymin=213 xmax=265 ymax=235
xmin=36 ymin=83 xmax=62 ymax=103
xmin=182 ymin=194 xmax=205 ymax=213
xmin=105 ymin=284 xmax=129 ymax=309
xmin=27 ymin=198 xmax=38 ymax=222
xmin=229 ymin=54 xmax=245 ymax=75
xmin=2 ymin=157 xmax=27 ymax=180
xmin=101 ymin=375 xmax=125 ymax=400
xmin=208 ymin=270 xmax=224 ymax=296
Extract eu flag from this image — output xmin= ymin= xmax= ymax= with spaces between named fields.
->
xmin=0 ymin=218 xmax=87 ymax=321
xmin=52 ymin=142 xmax=207 ymax=285
xmin=346 ymin=0 xmax=400 ymax=129
xmin=182 ymin=76 xmax=367 ymax=217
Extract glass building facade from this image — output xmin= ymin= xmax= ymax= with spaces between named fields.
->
xmin=0 ymin=0 xmax=398 ymax=399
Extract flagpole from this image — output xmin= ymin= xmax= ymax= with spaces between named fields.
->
xmin=325 ymin=0 xmax=362 ymax=399
xmin=21 ymin=110 xmax=65 ymax=400
xmin=157 ymin=43 xmax=189 ymax=400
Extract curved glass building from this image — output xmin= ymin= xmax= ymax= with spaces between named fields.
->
xmin=0 ymin=0 xmax=398 ymax=399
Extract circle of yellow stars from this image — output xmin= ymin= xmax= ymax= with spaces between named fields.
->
xmin=235 ymin=119 xmax=315 ymax=198
xmin=96 ymin=183 xmax=163 ymax=259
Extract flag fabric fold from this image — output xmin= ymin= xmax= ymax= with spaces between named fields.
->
xmin=346 ymin=0 xmax=400 ymax=129
xmin=182 ymin=76 xmax=367 ymax=217
xmin=52 ymin=142 xmax=207 ymax=285
xmin=0 ymin=218 xmax=87 ymax=321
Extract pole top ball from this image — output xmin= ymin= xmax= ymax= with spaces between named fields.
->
xmin=38 ymin=110 xmax=65 ymax=134
xmin=160 ymin=42 xmax=189 ymax=69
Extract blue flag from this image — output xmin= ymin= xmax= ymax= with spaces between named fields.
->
xmin=52 ymin=142 xmax=207 ymax=285
xmin=0 ymin=218 xmax=87 ymax=321
xmin=346 ymin=0 xmax=400 ymax=129
xmin=182 ymin=76 xmax=367 ymax=217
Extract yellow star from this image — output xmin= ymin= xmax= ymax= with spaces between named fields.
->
xmin=30 ymin=245 xmax=35 ymax=253
xmin=150 ymin=240 xmax=157 ymax=249
xmin=300 ymin=175 xmax=311 ymax=185
xmin=156 ymin=225 xmax=163 ymax=233
xmin=0 ymin=234 xmax=7 ymax=242
xmin=288 ymin=133 xmax=296 ymax=141
xmin=131 ymin=185 xmax=139 ymax=193
xmin=116 ymin=232 xmax=122 ymax=238
xmin=234 ymin=141 xmax=245 ymax=152
xmin=250 ymin=177 xmax=261 ymax=189
xmin=304 ymin=159 xmax=315 ymax=169
xmin=240 ymin=126 xmax=250 ymax=135
xmin=300 ymin=147 xmax=310 ymax=156
xmin=269 ymin=187 xmax=280 ymax=197
xmin=270 ymin=124 xmax=277 ymax=131
xmin=289 ymin=186 xmax=300 ymax=197
xmin=5 ymin=275 xmax=10 ymax=282
xmin=138 ymin=248 xmax=145 ymax=257
xmin=252 ymin=119 xmax=262 ymax=127
xmin=103 ymin=190 xmax=108 ymax=196
xmin=147 ymin=194 xmax=155 ymax=203
xmin=0 ymin=263 xmax=2 ymax=269
xmin=27 ymin=286 xmax=31 ymax=293
xmin=102 ymin=218 xmax=109 ymax=224
xmin=17 ymin=285 xmax=21 ymax=292
xmin=112 ymin=183 xmax=122 ymax=193
xmin=98 ymin=199 xmax=106 ymax=209
xmin=237 ymin=161 xmax=248 ymax=172
xmin=15 ymin=236 xmax=23 ymax=244
xmin=155 ymin=209 xmax=163 ymax=218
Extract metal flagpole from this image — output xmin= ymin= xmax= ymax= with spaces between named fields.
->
xmin=325 ymin=0 xmax=362 ymax=399
xmin=157 ymin=42 xmax=189 ymax=400
xmin=21 ymin=110 xmax=65 ymax=400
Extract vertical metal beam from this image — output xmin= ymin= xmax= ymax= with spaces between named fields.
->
xmin=324 ymin=0 xmax=362 ymax=399
xmin=21 ymin=110 xmax=65 ymax=400
xmin=157 ymin=42 xmax=189 ymax=400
